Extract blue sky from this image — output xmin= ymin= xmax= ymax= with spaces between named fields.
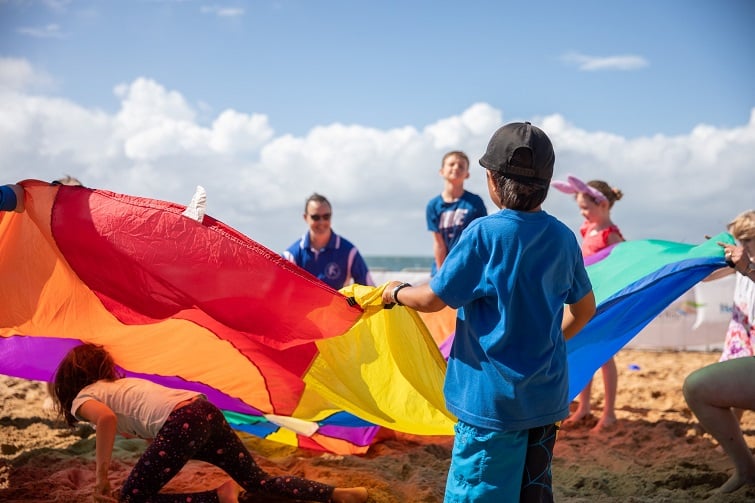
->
xmin=1 ymin=0 xmax=753 ymax=256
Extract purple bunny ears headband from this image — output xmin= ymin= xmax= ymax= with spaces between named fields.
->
xmin=550 ymin=175 xmax=607 ymax=203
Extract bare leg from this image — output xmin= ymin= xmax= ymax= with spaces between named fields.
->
xmin=734 ymin=407 xmax=746 ymax=423
xmin=684 ymin=358 xmax=755 ymax=493
xmin=563 ymin=379 xmax=593 ymax=427
xmin=332 ymin=487 xmax=368 ymax=503
xmin=593 ymin=358 xmax=618 ymax=431
xmin=217 ymin=480 xmax=243 ymax=503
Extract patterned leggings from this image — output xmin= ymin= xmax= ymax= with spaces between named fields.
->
xmin=120 ymin=398 xmax=336 ymax=503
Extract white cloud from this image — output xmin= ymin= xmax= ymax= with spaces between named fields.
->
xmin=115 ymin=78 xmax=197 ymax=126
xmin=0 ymin=57 xmax=54 ymax=92
xmin=110 ymin=78 xmax=274 ymax=161
xmin=17 ymin=23 xmax=66 ymax=38
xmin=1 ymin=58 xmax=751 ymax=257
xmin=425 ymin=103 xmax=502 ymax=149
xmin=210 ymin=110 xmax=274 ymax=153
xmin=200 ymin=5 xmax=244 ymax=18
xmin=562 ymin=51 xmax=649 ymax=71
xmin=43 ymin=0 xmax=72 ymax=12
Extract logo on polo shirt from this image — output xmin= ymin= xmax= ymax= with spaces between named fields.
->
xmin=325 ymin=262 xmax=341 ymax=280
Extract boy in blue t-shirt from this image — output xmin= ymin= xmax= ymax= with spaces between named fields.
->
xmin=383 ymin=122 xmax=596 ymax=503
xmin=426 ymin=151 xmax=487 ymax=275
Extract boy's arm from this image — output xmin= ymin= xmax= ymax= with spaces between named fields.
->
xmin=562 ymin=291 xmax=596 ymax=341
xmin=431 ymin=232 xmax=447 ymax=270
xmin=382 ymin=281 xmax=447 ymax=313
xmin=76 ymin=399 xmax=118 ymax=501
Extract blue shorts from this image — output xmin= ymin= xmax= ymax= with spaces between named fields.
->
xmin=443 ymin=420 xmax=558 ymax=503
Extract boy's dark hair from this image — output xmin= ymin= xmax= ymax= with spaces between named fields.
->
xmin=480 ymin=122 xmax=554 ymax=210
xmin=50 ymin=343 xmax=122 ymax=426
xmin=489 ymin=170 xmax=549 ymax=211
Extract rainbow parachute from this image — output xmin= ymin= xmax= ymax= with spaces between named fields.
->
xmin=565 ymin=236 xmax=730 ymax=397
xmin=0 ymin=181 xmax=729 ymax=454
xmin=0 ymin=181 xmax=452 ymax=454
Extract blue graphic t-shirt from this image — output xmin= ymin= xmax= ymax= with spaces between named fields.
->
xmin=426 ymin=190 xmax=487 ymax=273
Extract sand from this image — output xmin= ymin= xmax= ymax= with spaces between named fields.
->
xmin=2 ymin=349 xmax=754 ymax=502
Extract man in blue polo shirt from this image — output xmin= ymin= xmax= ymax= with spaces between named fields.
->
xmin=283 ymin=193 xmax=374 ymax=290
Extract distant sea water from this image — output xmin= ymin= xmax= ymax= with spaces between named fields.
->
xmin=364 ymin=256 xmax=433 ymax=272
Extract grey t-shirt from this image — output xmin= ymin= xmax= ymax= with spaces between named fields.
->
xmin=72 ymin=378 xmax=201 ymax=439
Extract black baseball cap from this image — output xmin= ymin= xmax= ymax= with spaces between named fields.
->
xmin=479 ymin=122 xmax=555 ymax=186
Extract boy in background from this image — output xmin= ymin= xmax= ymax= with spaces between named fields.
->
xmin=383 ymin=122 xmax=596 ymax=502
xmin=426 ymin=151 xmax=487 ymax=275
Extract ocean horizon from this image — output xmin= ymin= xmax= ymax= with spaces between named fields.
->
xmin=364 ymin=255 xmax=433 ymax=272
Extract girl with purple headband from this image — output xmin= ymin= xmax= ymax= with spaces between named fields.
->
xmin=552 ymin=175 xmax=625 ymax=431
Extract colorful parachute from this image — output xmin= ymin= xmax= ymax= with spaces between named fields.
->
xmin=567 ymin=236 xmax=730 ymax=397
xmin=0 ymin=181 xmax=453 ymax=454
xmin=0 ymin=181 xmax=730 ymax=454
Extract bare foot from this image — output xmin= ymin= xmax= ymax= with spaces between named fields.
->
xmin=718 ymin=472 xmax=755 ymax=493
xmin=217 ymin=479 xmax=243 ymax=503
xmin=562 ymin=410 xmax=592 ymax=428
xmin=332 ymin=487 xmax=368 ymax=503
xmin=591 ymin=414 xmax=617 ymax=432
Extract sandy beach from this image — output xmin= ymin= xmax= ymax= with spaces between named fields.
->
xmin=2 ymin=348 xmax=754 ymax=502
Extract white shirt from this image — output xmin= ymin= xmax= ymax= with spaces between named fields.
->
xmin=72 ymin=378 xmax=201 ymax=439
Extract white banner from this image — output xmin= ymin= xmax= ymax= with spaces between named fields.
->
xmin=627 ymin=274 xmax=735 ymax=351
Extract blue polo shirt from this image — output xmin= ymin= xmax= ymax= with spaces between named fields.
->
xmin=283 ymin=231 xmax=374 ymax=290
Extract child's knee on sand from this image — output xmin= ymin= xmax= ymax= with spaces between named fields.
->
xmin=332 ymin=487 xmax=368 ymax=503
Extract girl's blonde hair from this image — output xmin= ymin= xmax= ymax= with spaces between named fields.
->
xmin=727 ymin=210 xmax=755 ymax=241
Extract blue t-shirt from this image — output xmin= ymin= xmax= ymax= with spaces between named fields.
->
xmin=430 ymin=209 xmax=592 ymax=431
xmin=0 ymin=185 xmax=18 ymax=212
xmin=426 ymin=190 xmax=487 ymax=273
xmin=283 ymin=231 xmax=374 ymax=290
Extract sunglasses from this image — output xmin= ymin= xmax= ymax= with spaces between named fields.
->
xmin=308 ymin=213 xmax=331 ymax=222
